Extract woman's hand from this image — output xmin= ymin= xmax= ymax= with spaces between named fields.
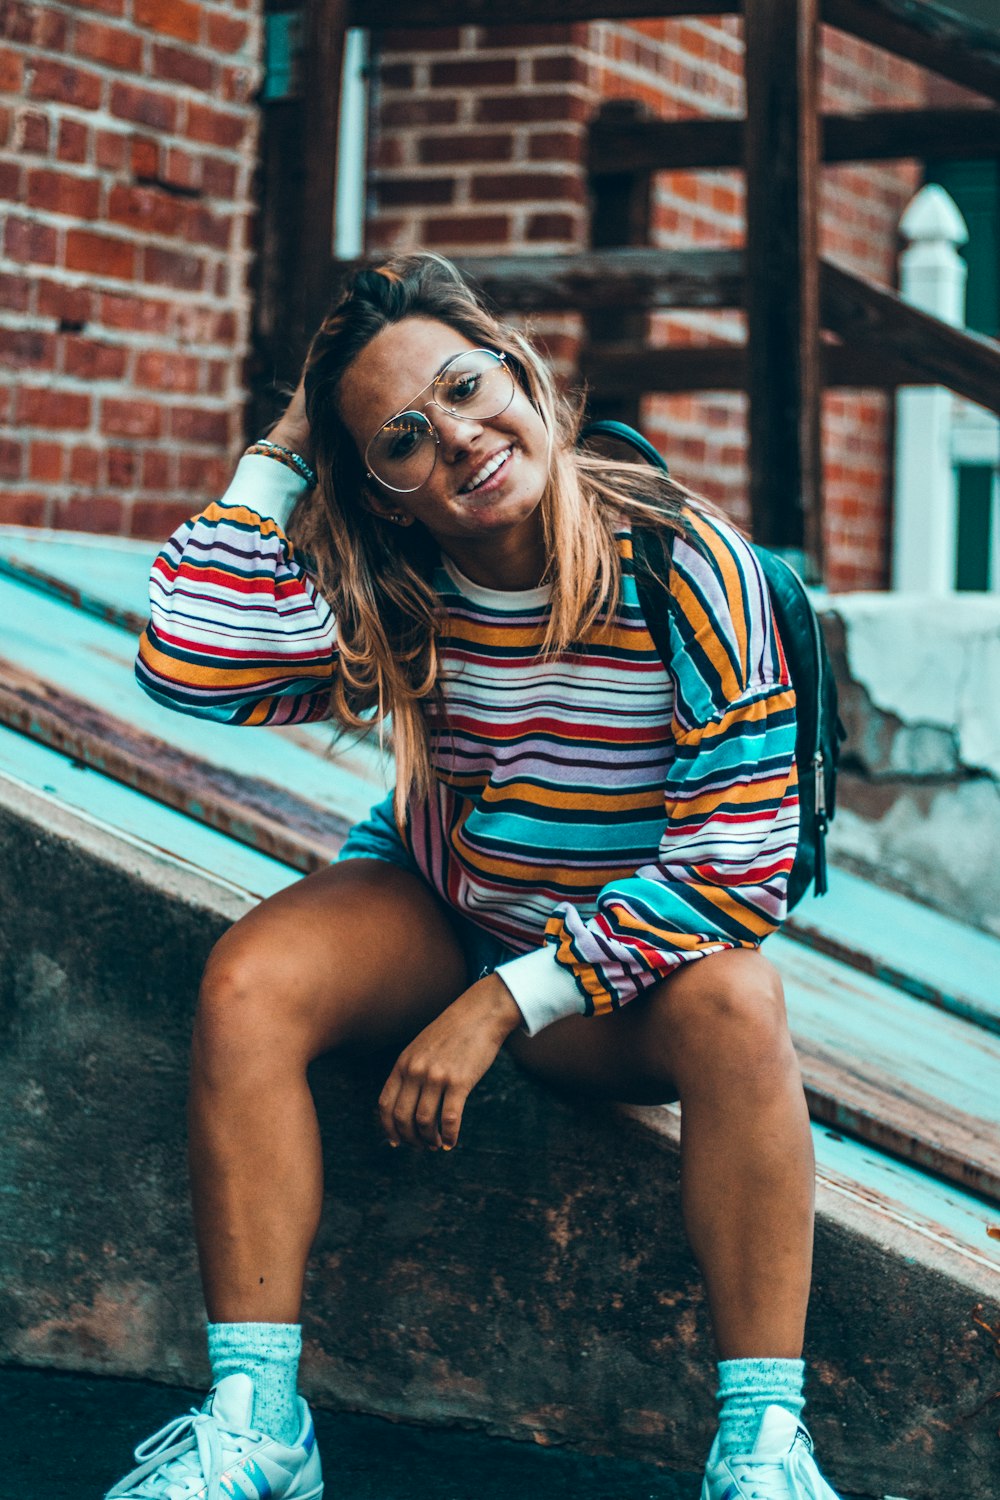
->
xmin=268 ymin=373 xmax=312 ymax=462
xmin=379 ymin=974 xmax=523 ymax=1151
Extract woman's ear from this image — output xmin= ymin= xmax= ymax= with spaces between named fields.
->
xmin=363 ymin=482 xmax=414 ymax=527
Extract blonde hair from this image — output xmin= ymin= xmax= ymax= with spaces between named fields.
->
xmin=295 ymin=252 xmax=706 ymax=827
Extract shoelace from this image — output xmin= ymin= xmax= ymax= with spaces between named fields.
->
xmin=733 ymin=1457 xmax=794 ymax=1500
xmin=107 ymin=1407 xmax=256 ymax=1500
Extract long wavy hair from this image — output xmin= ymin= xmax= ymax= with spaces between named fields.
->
xmin=295 ymin=252 xmax=707 ymax=825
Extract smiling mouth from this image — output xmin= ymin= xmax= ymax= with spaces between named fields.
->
xmin=458 ymin=446 xmax=514 ymax=495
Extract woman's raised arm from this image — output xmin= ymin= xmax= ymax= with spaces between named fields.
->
xmin=135 ymin=382 xmax=337 ymax=726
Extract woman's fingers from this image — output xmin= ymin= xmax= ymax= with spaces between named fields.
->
xmin=439 ymin=1083 xmax=467 ymax=1150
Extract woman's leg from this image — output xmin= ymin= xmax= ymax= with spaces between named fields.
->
xmin=505 ymin=947 xmax=814 ymax=1360
xmin=189 ymin=858 xmax=468 ymax=1324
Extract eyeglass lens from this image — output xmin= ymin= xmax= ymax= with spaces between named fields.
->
xmin=366 ymin=350 xmax=514 ymax=491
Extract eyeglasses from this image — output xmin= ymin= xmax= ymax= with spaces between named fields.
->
xmin=364 ymin=348 xmax=515 ymax=493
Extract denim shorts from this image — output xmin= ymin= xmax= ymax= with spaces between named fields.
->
xmin=338 ymin=791 xmax=517 ymax=983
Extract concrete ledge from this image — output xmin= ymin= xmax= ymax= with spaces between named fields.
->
xmin=1 ymin=776 xmax=998 ymax=1498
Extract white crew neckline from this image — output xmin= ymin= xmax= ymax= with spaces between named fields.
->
xmin=440 ymin=552 xmax=552 ymax=608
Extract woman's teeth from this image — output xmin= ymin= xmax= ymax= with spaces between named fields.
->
xmin=461 ymin=447 xmax=512 ymax=493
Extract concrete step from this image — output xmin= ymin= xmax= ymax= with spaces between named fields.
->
xmin=1 ymin=772 xmax=996 ymax=1500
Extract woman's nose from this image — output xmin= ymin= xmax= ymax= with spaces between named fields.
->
xmin=427 ymin=404 xmax=483 ymax=458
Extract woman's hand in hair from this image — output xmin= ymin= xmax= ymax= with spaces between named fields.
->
xmin=268 ymin=373 xmax=312 ymax=461
xmin=378 ymin=975 xmax=523 ymax=1152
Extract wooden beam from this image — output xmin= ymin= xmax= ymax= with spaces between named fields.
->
xmin=352 ymin=0 xmax=736 ymax=24
xmin=447 ymin=247 xmax=744 ymax=313
xmin=821 ymin=259 xmax=1000 ymax=415
xmin=589 ymin=106 xmax=1000 ymax=174
xmin=823 ymin=0 xmax=1000 ymax=105
xmin=0 ymin=659 xmax=348 ymax=875
xmin=580 ymin=340 xmax=944 ymax=393
xmin=744 ymin=0 xmax=823 ymax=566
xmin=299 ymin=0 xmax=349 ymax=347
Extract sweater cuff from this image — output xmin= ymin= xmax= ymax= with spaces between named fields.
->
xmin=218 ymin=453 xmax=310 ymax=530
xmin=495 ymin=944 xmax=587 ymax=1036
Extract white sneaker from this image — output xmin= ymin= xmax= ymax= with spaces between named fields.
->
xmin=701 ymin=1405 xmax=842 ymax=1500
xmin=105 ymin=1372 xmax=323 ymax=1499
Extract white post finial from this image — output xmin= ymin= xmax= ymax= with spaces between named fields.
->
xmin=892 ymin=186 xmax=970 ymax=593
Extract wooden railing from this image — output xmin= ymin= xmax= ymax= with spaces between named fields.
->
xmin=255 ymin=0 xmax=1000 ymax=575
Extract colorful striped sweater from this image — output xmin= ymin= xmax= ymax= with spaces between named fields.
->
xmin=136 ymin=454 xmax=799 ymax=1035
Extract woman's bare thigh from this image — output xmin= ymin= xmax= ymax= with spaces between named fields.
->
xmin=201 ymin=857 xmax=469 ymax=1061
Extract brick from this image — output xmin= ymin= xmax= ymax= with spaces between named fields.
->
xmin=475 ymin=92 xmax=590 ymax=125
xmin=0 ymin=270 xmax=31 ymax=311
xmin=526 ymin=211 xmax=578 ymax=242
xmin=0 ymin=43 xmax=23 ymax=91
xmin=141 ymin=450 xmax=173 ymax=490
xmin=52 ymin=494 xmax=126 ymax=533
xmin=74 ymin=17 xmax=143 ymax=71
xmin=430 ymin=58 xmax=517 ymax=89
xmin=381 ymin=98 xmax=459 ymax=129
xmin=470 ymin=170 xmax=583 ymax=204
xmin=110 ymin=81 xmax=177 ymax=132
xmin=13 ymin=106 xmax=50 ymax=154
xmin=127 ymin=499 xmax=193 ymax=539
xmin=106 ymin=444 xmax=138 ymax=487
xmin=102 ymin=396 xmax=162 ymax=437
xmin=379 ymin=63 xmax=413 ymax=89
xmin=529 ymin=130 xmax=583 ymax=164
xmin=532 ymin=55 xmax=588 ymax=85
xmin=0 ymin=438 xmax=22 ymax=478
xmin=18 ymin=386 xmax=91 ymax=429
xmin=0 ymin=326 xmax=56 ymax=367
xmin=187 ymin=204 xmax=233 ymax=250
xmin=57 ymin=117 xmax=90 ymax=164
xmin=134 ymin=349 xmax=201 ymax=392
xmin=62 ymin=335 xmax=128 ymax=380
xmin=0 ymin=492 xmax=48 ymax=526
xmin=422 ymin=213 xmax=510 ymax=247
xmin=219 ymin=62 xmax=254 ymax=106
xmin=65 ymin=228 xmax=136 ymax=279
xmin=0 ymin=104 xmax=11 ymax=148
xmin=177 ymin=451 xmax=230 ymax=492
xmin=95 ymin=129 xmax=128 ymax=170
xmin=151 ymin=41 xmax=214 ymax=91
xmin=161 ymin=146 xmax=201 ymax=193
xmin=29 ymin=59 xmax=102 ymax=110
xmin=169 ymin=405 xmax=228 ymax=443
xmin=478 ymin=24 xmax=575 ymax=46
xmin=133 ymin=0 xmax=201 ymax=45
xmin=99 ymin=290 xmax=172 ymax=333
xmin=130 ymin=135 xmax=159 ymax=180
xmin=382 ymin=27 xmax=462 ymax=50
xmin=29 ymin=440 xmax=64 ymax=482
xmin=0 ymin=156 xmax=18 ymax=195
xmin=108 ymin=182 xmax=190 ymax=238
xmin=201 ymin=157 xmax=237 ymax=198
xmin=69 ymin=445 xmax=101 ymax=484
xmin=184 ymin=101 xmax=245 ymax=149
xmin=37 ymin=278 xmax=92 ymax=324
xmin=418 ymin=132 xmax=513 ymax=165
xmin=142 ymin=243 xmax=204 ymax=290
xmin=205 ymin=11 xmax=250 ymax=52
xmin=375 ymin=176 xmax=454 ymax=208
xmin=0 ymin=2 xmax=34 ymax=44
xmin=52 ymin=0 xmax=125 ymax=18
xmin=5 ymin=215 xmax=57 ymax=265
xmin=27 ymin=168 xmax=101 ymax=219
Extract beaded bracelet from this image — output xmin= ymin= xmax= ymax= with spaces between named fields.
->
xmin=245 ymin=439 xmax=318 ymax=490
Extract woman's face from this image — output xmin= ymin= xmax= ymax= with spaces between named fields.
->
xmin=337 ymin=316 xmax=552 ymax=567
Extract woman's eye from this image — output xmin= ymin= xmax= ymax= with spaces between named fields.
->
xmin=387 ymin=426 xmax=421 ymax=460
xmin=446 ymin=373 xmax=481 ymax=404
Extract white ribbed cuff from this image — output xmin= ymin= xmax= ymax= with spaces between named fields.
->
xmin=219 ymin=454 xmax=310 ymax=530
xmin=495 ymin=944 xmax=588 ymax=1036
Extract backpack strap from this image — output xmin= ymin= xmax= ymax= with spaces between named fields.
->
xmin=630 ymin=525 xmax=674 ymax=669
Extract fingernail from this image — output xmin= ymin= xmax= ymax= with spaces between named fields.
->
xmin=442 ymin=1143 xmax=453 ymax=1152
xmin=389 ymin=1140 xmax=399 ymax=1149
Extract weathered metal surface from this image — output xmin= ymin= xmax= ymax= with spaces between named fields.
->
xmin=788 ymin=866 xmax=1000 ymax=1035
xmin=2 ymin=777 xmax=998 ymax=1499
xmin=773 ymin=933 xmax=1000 ymax=1203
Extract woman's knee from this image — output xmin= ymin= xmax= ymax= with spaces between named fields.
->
xmin=650 ymin=948 xmax=794 ymax=1089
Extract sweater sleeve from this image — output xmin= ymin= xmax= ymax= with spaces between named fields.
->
xmin=135 ymin=453 xmax=338 ymax=725
xmin=497 ymin=512 xmax=799 ymax=1035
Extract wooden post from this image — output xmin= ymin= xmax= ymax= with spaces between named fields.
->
xmin=743 ymin=0 xmax=822 ymax=578
xmin=585 ymin=100 xmax=653 ymax=429
xmin=299 ymin=0 xmax=349 ymax=344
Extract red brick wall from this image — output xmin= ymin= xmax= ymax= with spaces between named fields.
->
xmin=0 ymin=0 xmax=261 ymax=537
xmin=368 ymin=19 xmax=929 ymax=592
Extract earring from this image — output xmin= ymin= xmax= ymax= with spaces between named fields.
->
xmin=389 ymin=511 xmax=405 ymax=524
